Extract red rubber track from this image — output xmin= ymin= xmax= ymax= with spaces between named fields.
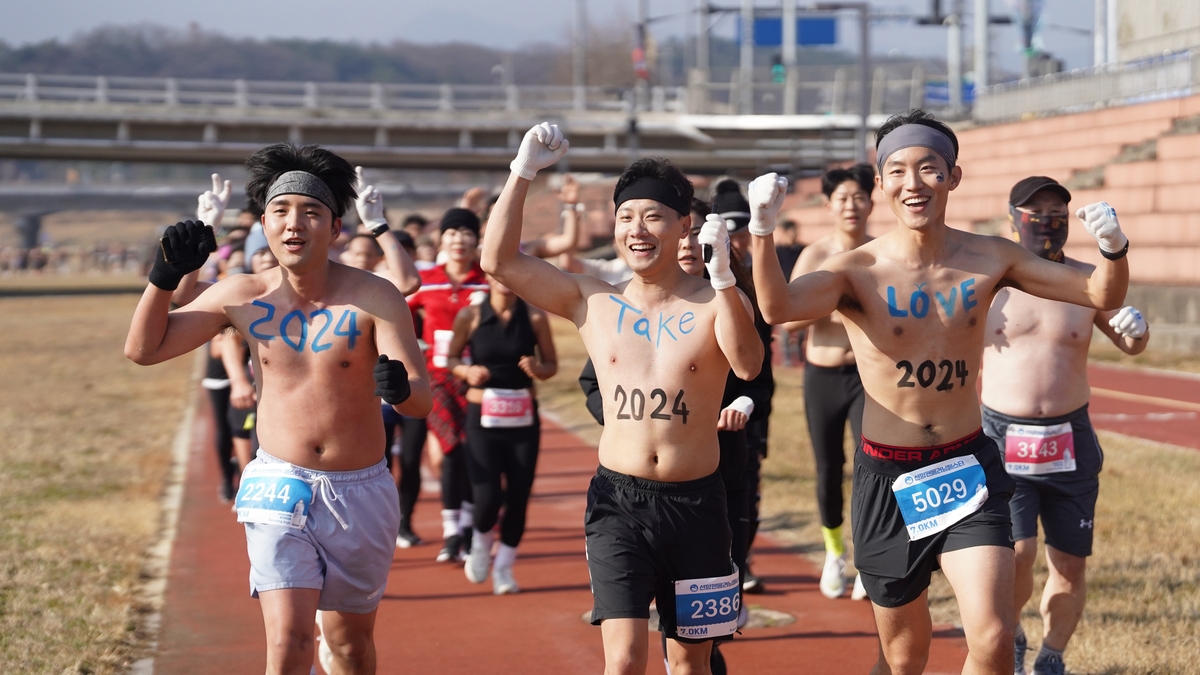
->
xmin=153 ymin=393 xmax=972 ymax=674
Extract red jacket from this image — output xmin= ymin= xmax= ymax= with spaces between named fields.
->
xmin=406 ymin=263 xmax=489 ymax=372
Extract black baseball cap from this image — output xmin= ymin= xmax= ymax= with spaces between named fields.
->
xmin=1009 ymin=176 xmax=1071 ymax=208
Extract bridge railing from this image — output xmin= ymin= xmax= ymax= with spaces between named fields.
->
xmin=974 ymin=49 xmax=1200 ymax=123
xmin=0 ymin=73 xmax=693 ymax=114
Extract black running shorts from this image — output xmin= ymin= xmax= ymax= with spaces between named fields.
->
xmin=584 ymin=466 xmax=734 ymax=643
xmin=851 ymin=430 xmax=1015 ymax=608
xmin=982 ymin=404 xmax=1102 ymax=557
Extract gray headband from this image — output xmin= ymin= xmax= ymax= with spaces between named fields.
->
xmin=265 ymin=171 xmax=338 ymax=215
xmin=876 ymin=124 xmax=957 ymax=174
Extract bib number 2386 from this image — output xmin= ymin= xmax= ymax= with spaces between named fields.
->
xmin=891 ymin=456 xmax=988 ymax=541
xmin=236 ymin=470 xmax=314 ymax=529
xmin=673 ymin=566 xmax=740 ymax=640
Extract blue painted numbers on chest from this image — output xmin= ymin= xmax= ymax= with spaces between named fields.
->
xmin=609 ymin=295 xmax=696 ymax=348
xmin=887 ymin=279 xmax=978 ymax=319
xmin=246 ymin=300 xmax=362 ymax=353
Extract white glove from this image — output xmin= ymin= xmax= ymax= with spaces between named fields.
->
xmin=1076 ymin=201 xmax=1128 ymax=254
xmin=747 ymin=173 xmax=789 ymax=237
xmin=354 ymin=166 xmax=389 ymax=234
xmin=698 ymin=214 xmax=736 ymax=291
xmin=510 ymin=122 xmax=569 ymax=181
xmin=723 ymin=395 xmax=755 ymax=418
xmin=1109 ymin=306 xmax=1147 ymax=339
xmin=196 ymin=173 xmax=232 ymax=229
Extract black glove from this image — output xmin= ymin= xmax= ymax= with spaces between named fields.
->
xmin=149 ymin=220 xmax=217 ymax=291
xmin=374 ymin=354 xmax=412 ymax=405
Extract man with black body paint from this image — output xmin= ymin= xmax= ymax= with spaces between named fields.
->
xmin=482 ymin=123 xmax=763 ymax=675
xmin=748 ymin=110 xmax=1130 ymax=675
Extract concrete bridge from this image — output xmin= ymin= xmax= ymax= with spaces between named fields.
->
xmin=0 ymin=72 xmax=903 ymax=175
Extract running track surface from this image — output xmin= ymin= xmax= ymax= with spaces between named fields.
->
xmin=152 ymin=394 xmax=970 ymax=674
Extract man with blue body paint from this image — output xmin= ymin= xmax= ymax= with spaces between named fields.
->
xmin=748 ymin=109 xmax=1131 ymax=675
xmin=125 ymin=143 xmax=431 ymax=675
xmin=481 ymin=123 xmax=763 ymax=675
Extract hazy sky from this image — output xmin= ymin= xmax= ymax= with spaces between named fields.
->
xmin=3 ymin=0 xmax=1098 ymax=75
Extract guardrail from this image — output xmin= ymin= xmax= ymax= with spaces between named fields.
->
xmin=974 ymin=49 xmax=1200 ymax=123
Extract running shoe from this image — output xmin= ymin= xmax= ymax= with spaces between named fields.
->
xmin=851 ymin=573 xmax=868 ymax=601
xmin=819 ymin=552 xmax=847 ymax=599
xmin=1032 ymin=651 xmax=1064 ymax=675
xmin=436 ymin=534 xmax=461 ymax=563
xmin=464 ymin=539 xmax=490 ymax=584
xmin=742 ymin=568 xmax=765 ymax=594
xmin=493 ymin=565 xmax=519 ymax=595
xmin=1013 ymin=629 xmax=1028 ymax=675
xmin=395 ymin=521 xmax=421 ymax=549
xmin=218 ymin=480 xmax=234 ymax=504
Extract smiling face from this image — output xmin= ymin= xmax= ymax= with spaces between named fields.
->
xmin=262 ymin=195 xmax=339 ymax=270
xmin=877 ymin=146 xmax=962 ymax=232
xmin=614 ymin=199 xmax=689 ymax=274
xmin=827 ymin=179 xmax=873 ymax=235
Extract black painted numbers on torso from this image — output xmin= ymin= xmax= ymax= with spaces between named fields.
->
xmin=613 ymin=385 xmax=690 ymax=424
xmin=246 ymin=300 xmax=362 ymax=353
xmin=896 ymin=358 xmax=969 ymax=391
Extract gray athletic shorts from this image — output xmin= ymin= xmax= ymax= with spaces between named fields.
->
xmin=242 ymin=450 xmax=400 ymax=614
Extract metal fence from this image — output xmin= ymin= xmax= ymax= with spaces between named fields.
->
xmin=974 ymin=49 xmax=1200 ymax=123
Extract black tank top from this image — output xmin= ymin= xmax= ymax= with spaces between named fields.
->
xmin=468 ymin=296 xmax=538 ymax=390
xmin=204 ymin=347 xmax=228 ymax=380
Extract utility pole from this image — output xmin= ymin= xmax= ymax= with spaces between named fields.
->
xmin=973 ymin=0 xmax=988 ymax=89
xmin=947 ymin=0 xmax=963 ymax=113
xmin=782 ymin=0 xmax=798 ymax=114
xmin=695 ymin=0 xmax=709 ymax=73
xmin=858 ymin=4 xmax=869 ymax=161
xmin=574 ymin=0 xmax=587 ymax=88
xmin=1093 ymin=0 xmax=1106 ymax=66
xmin=1106 ymin=0 xmax=1118 ymax=63
xmin=740 ymin=0 xmax=755 ymax=114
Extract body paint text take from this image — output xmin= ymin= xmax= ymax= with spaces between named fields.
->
xmin=887 ymin=279 xmax=978 ymax=319
xmin=609 ymin=295 xmax=696 ymax=348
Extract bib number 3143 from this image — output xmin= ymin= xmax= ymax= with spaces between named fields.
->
xmin=236 ymin=470 xmax=314 ymax=529
xmin=1004 ymin=422 xmax=1076 ymax=476
xmin=892 ymin=456 xmax=988 ymax=541
xmin=673 ymin=565 xmax=740 ymax=640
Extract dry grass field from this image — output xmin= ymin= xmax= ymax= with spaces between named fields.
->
xmin=0 ymin=293 xmax=192 ymax=674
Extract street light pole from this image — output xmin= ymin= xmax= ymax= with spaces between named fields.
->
xmin=574 ymin=0 xmax=587 ymax=88
xmin=740 ymin=0 xmax=755 ymax=114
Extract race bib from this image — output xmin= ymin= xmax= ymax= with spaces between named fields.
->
xmin=1004 ymin=422 xmax=1076 ymax=476
xmin=235 ymin=466 xmax=314 ymax=529
xmin=432 ymin=329 xmax=454 ymax=369
xmin=480 ymin=388 xmax=534 ymax=428
xmin=674 ymin=565 xmax=740 ymax=640
xmin=892 ymin=456 xmax=989 ymax=541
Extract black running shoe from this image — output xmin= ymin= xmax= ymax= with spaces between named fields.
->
xmin=743 ymin=568 xmax=765 ymax=594
xmin=396 ymin=520 xmax=422 ymax=549
xmin=436 ymin=534 xmax=461 ymax=563
xmin=218 ymin=479 xmax=234 ymax=504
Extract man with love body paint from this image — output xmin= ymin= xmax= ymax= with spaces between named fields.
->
xmin=748 ymin=109 xmax=1131 ymax=675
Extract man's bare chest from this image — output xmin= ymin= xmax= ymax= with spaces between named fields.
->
xmin=231 ymin=297 xmax=373 ymax=367
xmin=988 ymin=290 xmax=1096 ymax=347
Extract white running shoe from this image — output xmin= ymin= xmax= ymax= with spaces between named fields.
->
xmin=493 ymin=565 xmax=519 ymax=595
xmin=464 ymin=537 xmax=490 ymax=584
xmin=316 ymin=611 xmax=334 ymax=674
xmin=819 ymin=552 xmax=847 ymax=599
xmin=851 ymin=573 xmax=868 ymax=601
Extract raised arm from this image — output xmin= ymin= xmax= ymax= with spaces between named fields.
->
xmin=781 ymin=245 xmax=828 ymax=332
xmin=1003 ymin=202 xmax=1129 ymax=310
xmin=745 ymin=174 xmax=847 ymax=324
xmin=125 ymin=221 xmax=229 ymax=365
xmin=371 ymin=280 xmax=432 ymax=418
xmin=480 ymin=123 xmax=589 ymax=323
xmin=700 ymin=214 xmax=763 ymax=381
xmin=524 ymin=175 xmax=582 ymax=259
xmin=355 ymin=166 xmax=421 ymax=296
xmin=1095 ymin=305 xmax=1149 ymax=355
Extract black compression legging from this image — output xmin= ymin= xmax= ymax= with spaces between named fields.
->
xmin=206 ymin=387 xmax=236 ymax=485
xmin=744 ymin=416 xmax=768 ymax=549
xmin=441 ymin=444 xmax=473 ymax=512
xmin=803 ymin=363 xmax=865 ymax=529
xmin=464 ymin=404 xmax=540 ymax=548
xmin=384 ymin=413 xmax=427 ymax=520
xmin=719 ymin=428 xmax=750 ymax=585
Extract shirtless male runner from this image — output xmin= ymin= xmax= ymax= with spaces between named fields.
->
xmin=482 ymin=123 xmax=763 ymax=675
xmin=781 ymin=163 xmax=875 ymax=600
xmin=125 ymin=143 xmax=431 ymax=675
xmin=981 ymin=176 xmax=1149 ymax=675
xmin=748 ymin=109 xmax=1130 ymax=675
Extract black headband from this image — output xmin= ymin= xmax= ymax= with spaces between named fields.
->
xmin=614 ymin=177 xmax=690 ymax=217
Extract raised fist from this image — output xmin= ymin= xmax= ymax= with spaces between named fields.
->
xmin=510 ymin=122 xmax=569 ymax=181
xmin=1109 ymin=306 xmax=1147 ymax=339
xmin=149 ymin=220 xmax=217 ymax=291
xmin=699 ymin=214 xmax=736 ymax=291
xmin=1076 ymin=201 xmax=1128 ymax=255
xmin=747 ymin=173 xmax=789 ymax=236
xmin=196 ymin=173 xmax=232 ymax=229
xmin=374 ymin=355 xmax=412 ymax=405
xmin=355 ymin=167 xmax=389 ymax=236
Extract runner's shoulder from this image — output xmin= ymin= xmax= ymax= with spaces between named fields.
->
xmin=331 ymin=262 xmax=406 ymax=315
